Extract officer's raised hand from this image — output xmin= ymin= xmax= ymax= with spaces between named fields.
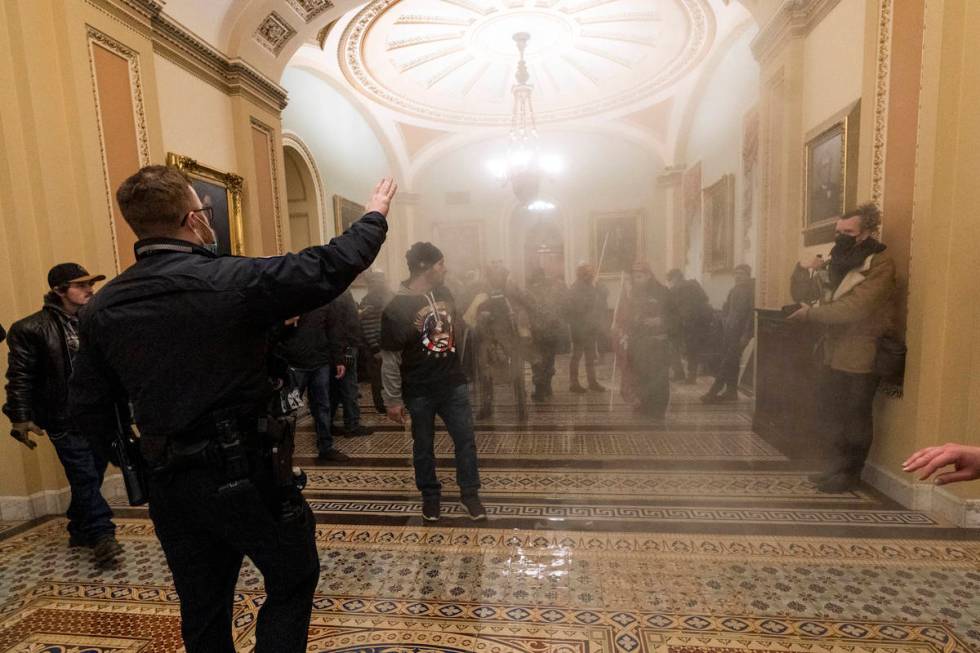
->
xmin=366 ymin=177 xmax=398 ymax=217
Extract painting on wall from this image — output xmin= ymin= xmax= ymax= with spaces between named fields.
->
xmin=431 ymin=221 xmax=483 ymax=279
xmin=803 ymin=101 xmax=861 ymax=245
xmin=593 ymin=211 xmax=643 ymax=277
xmin=682 ymin=162 xmax=702 ymax=266
xmin=703 ymin=174 xmax=736 ymax=273
xmin=167 ymin=153 xmax=244 ymax=256
xmin=333 ymin=194 xmax=366 ymax=236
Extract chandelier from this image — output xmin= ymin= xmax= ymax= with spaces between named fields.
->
xmin=486 ymin=32 xmax=563 ymax=206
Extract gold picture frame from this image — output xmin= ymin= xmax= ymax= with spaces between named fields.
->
xmin=333 ymin=194 xmax=365 ymax=236
xmin=703 ymin=174 xmax=736 ymax=273
xmin=592 ymin=210 xmax=644 ymax=278
xmin=802 ymin=101 xmax=860 ymax=245
xmin=167 ymin=153 xmax=245 ymax=255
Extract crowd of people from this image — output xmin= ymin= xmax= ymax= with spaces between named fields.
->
xmin=2 ymin=165 xmax=978 ymax=652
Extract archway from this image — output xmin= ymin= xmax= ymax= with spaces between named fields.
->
xmin=510 ymin=204 xmax=567 ymax=286
xmin=282 ymin=144 xmax=322 ymax=251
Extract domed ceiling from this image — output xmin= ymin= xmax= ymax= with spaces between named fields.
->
xmin=338 ymin=0 xmax=716 ymax=126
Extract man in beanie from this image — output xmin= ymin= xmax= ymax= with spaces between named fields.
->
xmin=380 ymin=242 xmax=485 ymax=522
xmin=3 ymin=263 xmax=121 ymax=566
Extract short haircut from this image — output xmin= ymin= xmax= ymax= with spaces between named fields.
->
xmin=116 ymin=165 xmax=194 ymax=238
xmin=841 ymin=202 xmax=881 ymax=233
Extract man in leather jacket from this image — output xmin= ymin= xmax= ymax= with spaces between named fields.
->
xmin=3 ymin=263 xmax=121 ymax=565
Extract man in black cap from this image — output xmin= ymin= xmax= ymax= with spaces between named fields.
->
xmin=3 ymin=263 xmax=121 ymax=566
xmin=380 ymin=242 xmax=485 ymax=522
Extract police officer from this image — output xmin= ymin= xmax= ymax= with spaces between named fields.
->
xmin=68 ymin=165 xmax=397 ymax=652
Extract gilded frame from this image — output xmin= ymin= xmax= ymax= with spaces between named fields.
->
xmin=167 ymin=153 xmax=246 ymax=255
xmin=333 ymin=194 xmax=366 ymax=237
xmin=802 ymin=101 xmax=860 ymax=245
xmin=592 ymin=210 xmax=644 ymax=278
xmin=703 ymin=174 xmax=736 ymax=273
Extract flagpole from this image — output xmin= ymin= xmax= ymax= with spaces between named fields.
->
xmin=608 ymin=270 xmax=626 ymax=411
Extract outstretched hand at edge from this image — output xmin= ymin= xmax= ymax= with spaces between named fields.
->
xmin=903 ymin=443 xmax=980 ymax=486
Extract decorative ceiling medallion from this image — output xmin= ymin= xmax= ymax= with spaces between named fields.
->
xmin=288 ymin=0 xmax=335 ymax=23
xmin=339 ymin=0 xmax=715 ymax=126
xmin=254 ymin=11 xmax=297 ymax=55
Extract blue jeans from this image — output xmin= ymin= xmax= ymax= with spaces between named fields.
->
xmin=49 ymin=430 xmax=115 ymax=544
xmin=290 ymin=366 xmax=334 ymax=452
xmin=330 ymin=349 xmax=361 ymax=429
xmin=405 ymin=384 xmax=481 ymax=498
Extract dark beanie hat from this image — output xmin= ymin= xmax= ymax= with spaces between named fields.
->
xmin=406 ymin=241 xmax=444 ymax=274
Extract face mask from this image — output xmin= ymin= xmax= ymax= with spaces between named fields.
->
xmin=834 ymin=233 xmax=857 ymax=249
xmin=202 ymin=242 xmax=218 ymax=255
xmin=191 ymin=214 xmax=219 ymax=255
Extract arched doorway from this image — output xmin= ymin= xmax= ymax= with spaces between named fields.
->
xmin=282 ymin=140 xmax=324 ymax=251
xmin=516 ymin=206 xmax=566 ymax=284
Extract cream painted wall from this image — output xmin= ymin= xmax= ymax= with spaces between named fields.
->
xmin=154 ymin=54 xmax=239 ymax=174
xmin=680 ymin=25 xmax=759 ymax=306
xmin=802 ymin=0 xmax=866 ymax=134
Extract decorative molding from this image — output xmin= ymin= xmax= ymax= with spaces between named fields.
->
xmin=863 ymin=461 xmax=980 ymax=528
xmin=338 ymin=0 xmax=715 ymax=126
xmin=287 ymin=0 xmax=334 ymax=23
xmin=870 ymin=0 xmax=894 ymax=207
xmin=254 ymin=11 xmax=297 ymax=55
xmin=85 ymin=25 xmax=151 ymax=274
xmin=85 ymin=0 xmax=289 ymax=113
xmin=750 ymin=0 xmax=842 ymax=64
xmin=250 ymin=118 xmax=285 ymax=254
xmin=0 ymin=475 xmax=125 ymax=522
xmin=283 ymin=130 xmax=328 ymax=243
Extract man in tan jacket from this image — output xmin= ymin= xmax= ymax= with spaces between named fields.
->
xmin=789 ymin=203 xmax=897 ymax=492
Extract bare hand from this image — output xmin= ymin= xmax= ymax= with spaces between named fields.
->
xmin=386 ymin=403 xmax=408 ymax=425
xmin=787 ymin=305 xmax=810 ymax=322
xmin=365 ymin=178 xmax=398 ymax=217
xmin=10 ymin=421 xmax=43 ymax=450
xmin=804 ymin=255 xmax=826 ymax=271
xmin=903 ymin=443 xmax=980 ymax=485
xmin=335 ymin=365 xmax=346 ymax=380
xmin=284 ymin=316 xmax=300 ymax=327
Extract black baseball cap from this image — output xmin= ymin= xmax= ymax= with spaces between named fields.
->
xmin=47 ymin=263 xmax=106 ymax=289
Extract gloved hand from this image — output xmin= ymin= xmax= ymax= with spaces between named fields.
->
xmin=10 ymin=421 xmax=44 ymax=450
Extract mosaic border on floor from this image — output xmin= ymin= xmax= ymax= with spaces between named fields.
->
xmin=296 ymin=431 xmax=786 ymax=461
xmin=302 ymin=468 xmax=871 ymax=502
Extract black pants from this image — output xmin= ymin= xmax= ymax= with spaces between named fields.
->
xmin=367 ymin=354 xmax=385 ymax=411
xmin=149 ymin=466 xmax=319 ymax=652
xmin=531 ymin=335 xmax=558 ymax=395
xmin=629 ymin=337 xmax=670 ymax=418
xmin=708 ymin=341 xmax=746 ymax=395
xmin=569 ymin=334 xmax=598 ymax=387
xmin=822 ymin=368 xmax=880 ymax=476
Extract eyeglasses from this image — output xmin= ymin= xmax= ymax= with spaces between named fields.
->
xmin=181 ymin=206 xmax=214 ymax=227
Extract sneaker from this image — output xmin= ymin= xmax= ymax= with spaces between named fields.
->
xmin=93 ymin=535 xmax=123 ymax=566
xmin=421 ymin=496 xmax=440 ymax=522
xmin=317 ymin=448 xmax=351 ymax=462
xmin=569 ymin=384 xmax=587 ymax=394
xmin=345 ymin=425 xmax=373 ymax=437
xmin=460 ymin=495 xmax=487 ymax=521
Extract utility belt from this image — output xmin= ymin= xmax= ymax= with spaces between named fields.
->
xmin=125 ymin=407 xmax=307 ymax=522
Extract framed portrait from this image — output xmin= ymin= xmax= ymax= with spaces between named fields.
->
xmin=431 ymin=221 xmax=483 ymax=278
xmin=593 ymin=211 xmax=643 ymax=277
xmin=333 ymin=194 xmax=365 ymax=236
xmin=803 ymin=101 xmax=860 ymax=245
xmin=703 ymin=174 xmax=736 ymax=272
xmin=166 ymin=153 xmax=245 ymax=255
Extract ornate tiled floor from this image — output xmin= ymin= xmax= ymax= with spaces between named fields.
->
xmin=3 ymin=359 xmax=979 ymax=652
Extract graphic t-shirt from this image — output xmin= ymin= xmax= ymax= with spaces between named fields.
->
xmin=380 ymin=284 xmax=467 ymax=399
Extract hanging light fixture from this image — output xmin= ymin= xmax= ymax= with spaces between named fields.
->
xmin=486 ymin=32 xmax=563 ymax=203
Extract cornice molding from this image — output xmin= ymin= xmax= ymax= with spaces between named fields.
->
xmin=750 ymin=0 xmax=842 ymax=64
xmin=90 ymin=0 xmax=288 ymax=113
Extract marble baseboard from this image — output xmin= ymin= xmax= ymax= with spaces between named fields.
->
xmin=0 ymin=473 xmax=125 ymax=521
xmin=863 ymin=461 xmax=980 ymax=527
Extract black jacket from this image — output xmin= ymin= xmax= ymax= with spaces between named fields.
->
xmin=68 ymin=211 xmax=387 ymax=448
xmin=277 ymin=302 xmax=346 ymax=370
xmin=3 ymin=295 xmax=76 ymax=431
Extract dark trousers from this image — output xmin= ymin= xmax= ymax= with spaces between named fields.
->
xmin=683 ymin=331 xmax=705 ymax=381
xmin=291 ymin=366 xmax=334 ymax=452
xmin=822 ymin=368 xmax=880 ymax=476
xmin=148 ymin=467 xmax=319 ymax=653
xmin=329 ymin=352 xmax=361 ymax=429
xmin=405 ymin=384 xmax=481 ymax=498
xmin=531 ymin=335 xmax=558 ymax=395
xmin=49 ymin=430 xmax=115 ymax=544
xmin=569 ymin=335 xmax=598 ymax=387
xmin=628 ymin=338 xmax=671 ymax=419
xmin=367 ymin=354 xmax=385 ymax=412
xmin=709 ymin=341 xmax=746 ymax=395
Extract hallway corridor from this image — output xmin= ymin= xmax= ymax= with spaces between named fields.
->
xmin=0 ymin=360 xmax=976 ymax=652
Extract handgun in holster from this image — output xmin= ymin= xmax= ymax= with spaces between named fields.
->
xmin=214 ymin=416 xmax=253 ymax=497
xmin=259 ymin=415 xmax=307 ymax=522
xmin=113 ymin=403 xmax=149 ymax=506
